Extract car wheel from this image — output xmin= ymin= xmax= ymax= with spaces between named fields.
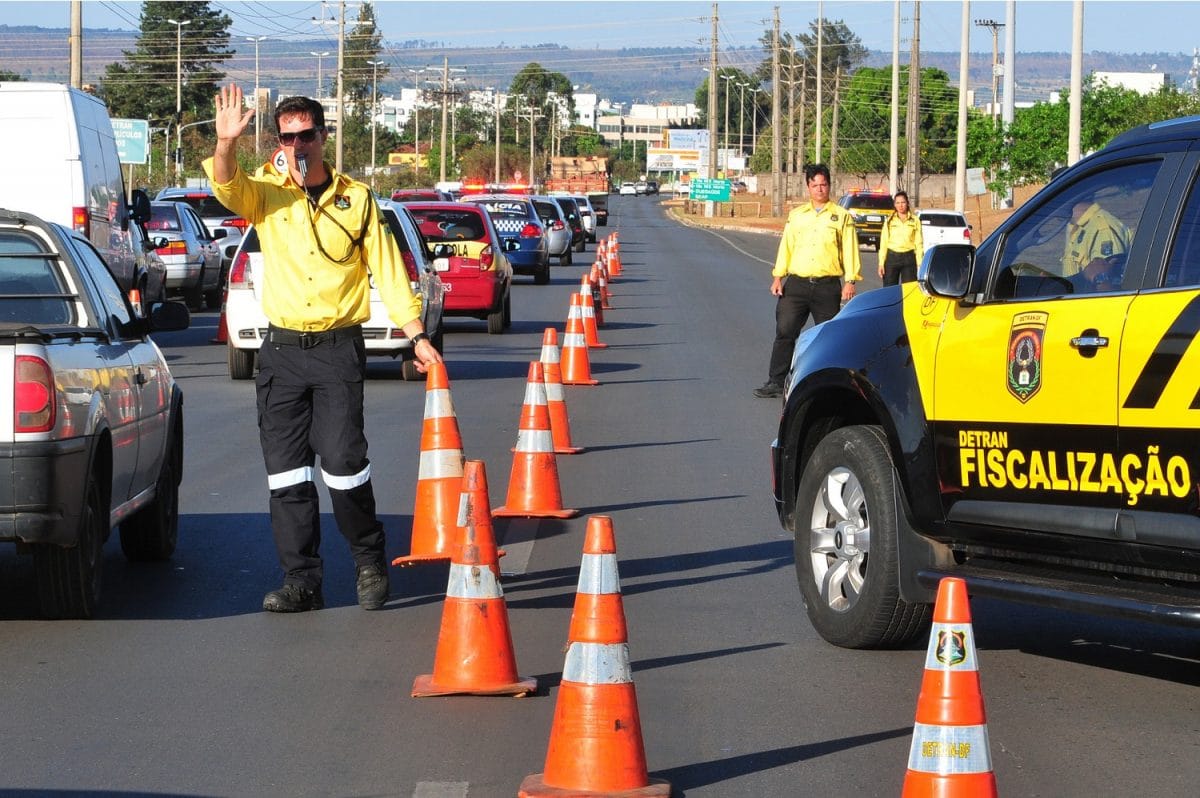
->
xmin=794 ymin=425 xmax=931 ymax=649
xmin=204 ymin=284 xmax=223 ymax=310
xmin=574 ymin=238 xmax=586 ymax=253
xmin=120 ymin=415 xmax=180 ymax=561
xmin=502 ymin=292 xmax=512 ymax=328
xmin=560 ymin=248 xmax=573 ymax=266
xmin=183 ymin=269 xmax=204 ymax=311
xmin=34 ymin=470 xmax=106 ymax=619
xmin=487 ymin=294 xmax=506 ymax=334
xmin=228 ymin=342 xmax=256 ymax=380
xmin=535 ymin=260 xmax=551 ymax=285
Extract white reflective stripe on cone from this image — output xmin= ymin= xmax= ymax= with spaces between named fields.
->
xmin=906 ymin=723 xmax=992 ymax=775
xmin=515 ymin=428 xmax=554 ymax=453
xmin=923 ymin=623 xmax=979 ymax=672
xmin=521 ymin=380 xmax=548 ymax=406
xmin=322 ymin=463 xmax=371 ymax=491
xmin=562 ymin=641 xmax=633 ymax=684
xmin=446 ymin=562 xmax=504 ymax=599
xmin=455 ymin=491 xmax=469 ymax=526
xmin=418 ymin=449 xmax=466 ymax=479
xmin=424 ymin=388 xmax=455 ymax=419
xmin=544 ymin=380 xmax=565 ymax=401
xmin=268 ymin=465 xmax=315 ymax=490
xmin=540 ymin=345 xmax=560 ymax=364
xmin=580 ymin=304 xmax=595 ymax=319
xmin=577 ymin=553 xmax=621 ymax=595
xmin=562 ymin=332 xmax=587 ymax=348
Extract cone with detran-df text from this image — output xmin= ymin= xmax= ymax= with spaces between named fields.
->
xmin=578 ymin=276 xmax=607 ymax=348
xmin=560 ymin=293 xmax=600 ymax=386
xmin=492 ymin=361 xmax=579 ymax=518
xmin=519 ymin=516 xmax=670 ymax=798
xmin=539 ymin=327 xmax=583 ymax=454
xmin=393 ymin=361 xmax=464 ymax=566
xmin=901 ymin=577 xmax=997 ymax=798
xmin=412 ymin=459 xmax=537 ymax=697
xmin=582 ymin=270 xmax=606 ymax=326
xmin=591 ymin=261 xmax=612 ymax=309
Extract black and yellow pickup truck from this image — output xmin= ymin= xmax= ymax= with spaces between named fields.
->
xmin=772 ymin=117 xmax=1200 ymax=648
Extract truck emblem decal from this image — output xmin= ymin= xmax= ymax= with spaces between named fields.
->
xmin=1007 ymin=311 xmax=1047 ymax=403
xmin=1123 ymin=294 xmax=1200 ymax=409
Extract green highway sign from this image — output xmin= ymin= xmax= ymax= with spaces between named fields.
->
xmin=690 ymin=177 xmax=731 ymax=202
xmin=112 ymin=118 xmax=149 ymax=165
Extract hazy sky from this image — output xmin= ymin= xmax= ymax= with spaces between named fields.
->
xmin=1 ymin=1 xmax=1196 ymax=56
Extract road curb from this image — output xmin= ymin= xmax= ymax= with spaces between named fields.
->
xmin=667 ymin=207 xmax=782 ymax=237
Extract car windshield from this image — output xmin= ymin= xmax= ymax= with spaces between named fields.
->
xmin=471 ymin=200 xmax=532 ymax=220
xmin=0 ymin=230 xmax=73 ymax=325
xmin=409 ymin=210 xmax=487 ymax=242
xmin=146 ymin=205 xmax=182 ymax=231
xmin=845 ymin=195 xmax=894 ymax=211
xmin=163 ymin=194 xmax=237 ymax=219
xmin=921 ymin=213 xmax=966 ymax=226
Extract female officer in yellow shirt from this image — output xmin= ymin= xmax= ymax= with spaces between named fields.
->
xmin=877 ymin=191 xmax=924 ymax=286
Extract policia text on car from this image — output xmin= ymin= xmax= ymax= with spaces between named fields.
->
xmin=205 ymin=84 xmax=442 ymax=613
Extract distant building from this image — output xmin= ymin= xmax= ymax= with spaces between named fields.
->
xmin=595 ymin=102 xmax=700 ymax=147
xmin=1092 ymin=71 xmax=1167 ymax=95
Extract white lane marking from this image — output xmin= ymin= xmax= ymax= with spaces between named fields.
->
xmin=497 ymin=518 xmax=539 ymax=576
xmin=413 ymin=781 xmax=468 ymax=798
xmin=698 ymin=227 xmax=774 ymax=266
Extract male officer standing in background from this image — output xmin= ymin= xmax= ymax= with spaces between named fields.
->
xmin=754 ymin=164 xmax=861 ymax=399
xmin=205 ymin=84 xmax=442 ymax=612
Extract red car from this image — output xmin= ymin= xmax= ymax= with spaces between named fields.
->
xmin=404 ymin=202 xmax=514 ymax=334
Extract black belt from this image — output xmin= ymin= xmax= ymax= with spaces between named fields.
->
xmin=790 ymin=275 xmax=840 ymax=283
xmin=268 ymin=324 xmax=362 ymax=349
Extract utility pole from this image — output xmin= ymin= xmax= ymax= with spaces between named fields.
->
xmin=797 ymin=63 xmax=806 ymax=174
xmin=771 ymin=6 xmax=782 ymax=217
xmin=247 ymin=36 xmax=267 ymax=158
xmin=494 ymin=90 xmax=501 ymax=184
xmin=975 ymin=18 xmax=1004 ymax=123
xmin=439 ymin=57 xmax=449 ymax=183
xmin=904 ymin=1 xmax=921 ymax=205
xmin=889 ymin=0 xmax=900 ymax=194
xmin=708 ymin=3 xmax=719 ymax=182
xmin=69 ymin=0 xmax=81 ymax=89
xmin=367 ymin=59 xmax=383 ymax=192
xmin=721 ymin=73 xmax=733 ymax=173
xmin=334 ymin=0 xmax=345 ymax=173
xmin=815 ymin=1 xmax=823 ymax=163
xmin=829 ymin=67 xmax=841 ymax=187
xmin=954 ymin=0 xmax=969 ymax=212
xmin=167 ymin=16 xmax=191 ymax=185
xmin=311 ymin=51 xmax=330 ymax=98
xmin=1068 ymin=0 xmax=1083 ymax=165
xmin=1001 ymin=0 xmax=1016 ymax=208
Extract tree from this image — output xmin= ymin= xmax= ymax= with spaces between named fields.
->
xmin=342 ymin=2 xmax=386 ymax=106
xmin=508 ymin=62 xmax=574 ymax=156
xmin=0 ymin=70 xmax=23 ymax=81
xmin=100 ymin=1 xmax=233 ymax=122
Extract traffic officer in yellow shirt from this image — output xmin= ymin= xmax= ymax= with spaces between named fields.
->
xmin=755 ymin=164 xmax=862 ymax=399
xmin=1064 ymin=197 xmax=1131 ymax=289
xmin=877 ymin=190 xmax=923 ymax=286
xmin=205 ymin=84 xmax=442 ymax=613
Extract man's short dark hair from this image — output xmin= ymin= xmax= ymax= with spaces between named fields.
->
xmin=804 ymin=163 xmax=831 ymax=184
xmin=274 ymin=96 xmax=325 ymax=133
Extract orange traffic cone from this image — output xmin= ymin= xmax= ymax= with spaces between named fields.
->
xmin=412 ymin=459 xmax=537 ymax=698
xmin=595 ymin=237 xmax=608 ymax=267
xmin=902 ymin=577 xmax=997 ymax=798
xmin=560 ymin=294 xmax=599 ymax=386
xmin=582 ymin=271 xmax=605 ymax=327
xmin=607 ymin=235 xmax=623 ymax=278
xmin=393 ymin=361 xmax=464 ymax=566
xmin=578 ymin=278 xmax=607 ymax=348
xmin=519 ymin=516 xmax=670 ymax=798
xmin=539 ymin=327 xmax=582 ymax=454
xmin=591 ymin=261 xmax=611 ymax=309
xmin=493 ymin=361 xmax=579 ymax=519
xmin=210 ymin=285 xmax=228 ymax=344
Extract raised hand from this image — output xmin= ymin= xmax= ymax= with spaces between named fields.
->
xmin=214 ymin=84 xmax=256 ymax=141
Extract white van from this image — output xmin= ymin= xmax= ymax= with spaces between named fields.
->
xmin=0 ymin=82 xmax=162 ymax=296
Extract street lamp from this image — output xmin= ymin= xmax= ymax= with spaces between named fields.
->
xmin=246 ymin=36 xmax=267 ymax=157
xmin=975 ymin=19 xmax=1004 ymax=123
xmin=720 ymin=73 xmax=734 ymax=172
xmin=167 ymin=17 xmax=191 ymax=183
xmin=367 ymin=59 xmax=384 ymax=192
xmin=310 ymin=51 xmax=330 ymax=98
xmin=737 ymin=82 xmax=749 ymax=157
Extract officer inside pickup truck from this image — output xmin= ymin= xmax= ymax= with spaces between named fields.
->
xmin=754 ymin=163 xmax=862 ymax=399
xmin=205 ymin=84 xmax=442 ymax=613
xmin=1064 ymin=196 xmax=1131 ymax=292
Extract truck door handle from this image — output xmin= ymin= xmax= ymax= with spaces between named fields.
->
xmin=1070 ymin=329 xmax=1109 ymax=357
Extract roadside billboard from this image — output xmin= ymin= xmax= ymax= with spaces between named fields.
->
xmin=646 ymin=147 xmax=704 ymax=172
xmin=112 ymin=118 xmax=149 ymax=165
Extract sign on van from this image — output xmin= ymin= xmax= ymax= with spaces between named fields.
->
xmin=112 ymin=118 xmax=149 ymax=165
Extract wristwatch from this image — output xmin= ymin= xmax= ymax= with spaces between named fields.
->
xmin=411 ymin=332 xmax=430 ymax=346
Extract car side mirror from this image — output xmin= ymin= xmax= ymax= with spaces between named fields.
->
xmin=919 ymin=244 xmax=974 ymax=300
xmin=148 ymin=300 xmax=191 ymax=332
xmin=129 ymin=188 xmax=152 ymax=225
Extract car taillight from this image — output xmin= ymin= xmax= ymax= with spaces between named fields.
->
xmin=15 ymin=355 xmax=55 ymax=433
xmin=963 ymin=228 xmax=972 ymax=241
xmin=480 ymin=245 xmax=494 ymax=269
xmin=156 ymin=240 xmax=188 ymax=256
xmin=229 ymin=251 xmax=252 ymax=288
xmin=519 ymin=223 xmax=542 ymax=238
xmin=223 ymin=218 xmax=249 ymax=231
xmin=401 ymin=251 xmax=419 ymax=280
xmin=72 ymin=206 xmax=90 ymax=237
xmin=551 ymin=220 xmax=565 ymax=231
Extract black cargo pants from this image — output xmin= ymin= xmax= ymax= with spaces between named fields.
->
xmin=255 ymin=325 xmax=385 ymax=589
xmin=767 ymin=275 xmax=842 ymax=386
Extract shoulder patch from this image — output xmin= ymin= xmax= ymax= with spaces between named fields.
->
xmin=830 ymin=213 xmax=839 ymax=223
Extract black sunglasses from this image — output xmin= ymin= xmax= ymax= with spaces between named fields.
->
xmin=278 ymin=127 xmax=322 ymax=145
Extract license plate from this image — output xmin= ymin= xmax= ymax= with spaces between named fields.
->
xmin=866 ymin=215 xmax=882 ymax=222
xmin=434 ymin=258 xmax=450 ymax=272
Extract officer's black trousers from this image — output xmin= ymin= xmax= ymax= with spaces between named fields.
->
xmin=882 ymin=250 xmax=918 ymax=286
xmin=255 ymin=332 xmax=385 ymax=588
xmin=767 ymin=276 xmax=842 ymax=386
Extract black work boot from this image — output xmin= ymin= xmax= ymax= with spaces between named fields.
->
xmin=356 ymin=563 xmax=389 ymax=610
xmin=753 ymin=382 xmax=783 ymax=398
xmin=263 ymin=583 xmax=324 ymax=613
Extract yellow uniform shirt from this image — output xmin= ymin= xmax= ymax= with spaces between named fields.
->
xmin=201 ymin=157 xmax=422 ymax=332
xmin=772 ymin=201 xmax=862 ymax=281
xmin=878 ymin=212 xmax=924 ymax=265
xmin=1063 ymin=202 xmax=1130 ymax=276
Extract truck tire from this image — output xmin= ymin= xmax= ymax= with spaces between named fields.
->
xmin=487 ymin=302 xmax=505 ymax=334
xmin=228 ymin=342 xmax=256 ymax=380
xmin=183 ymin=269 xmax=205 ymax=311
xmin=793 ymin=425 xmax=930 ymax=649
xmin=35 ymin=471 xmax=106 ymax=619
xmin=535 ymin=259 xmax=551 ymax=285
xmin=560 ymin=248 xmax=572 ymax=266
xmin=120 ymin=415 xmax=181 ymax=561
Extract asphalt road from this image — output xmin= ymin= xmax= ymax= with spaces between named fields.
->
xmin=0 ymin=195 xmax=1197 ymax=797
